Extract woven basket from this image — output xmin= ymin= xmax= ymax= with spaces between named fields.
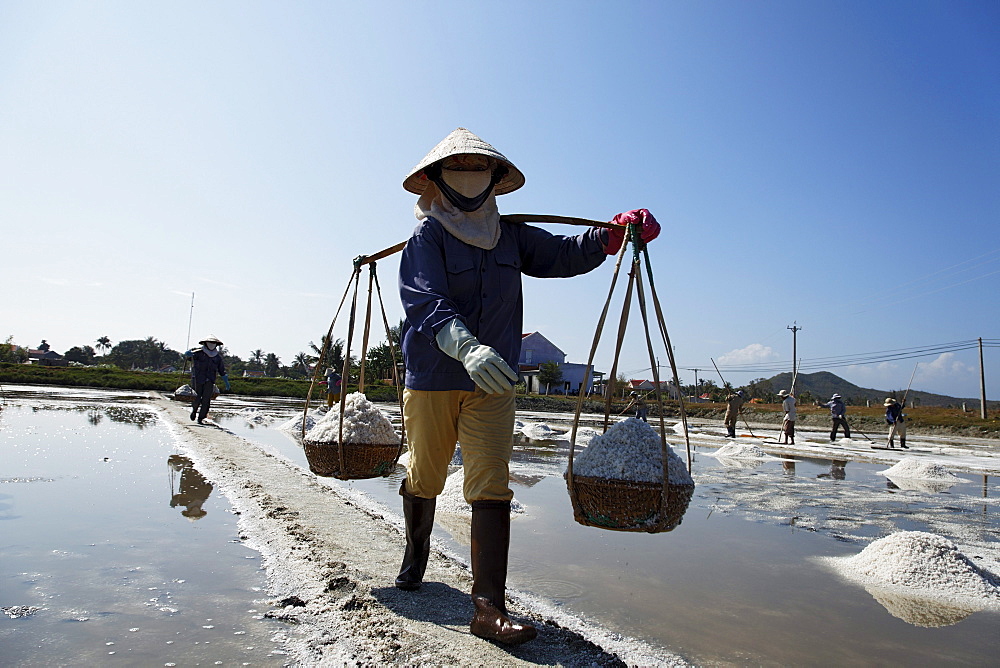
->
xmin=303 ymin=440 xmax=403 ymax=480
xmin=567 ymin=474 xmax=694 ymax=533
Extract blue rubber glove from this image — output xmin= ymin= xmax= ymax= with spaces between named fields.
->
xmin=435 ymin=319 xmax=517 ymax=394
xmin=222 ymin=375 xmax=231 ymax=392
xmin=182 ymin=349 xmax=195 ymax=358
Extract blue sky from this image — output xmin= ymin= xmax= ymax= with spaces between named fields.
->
xmin=2 ymin=1 xmax=997 ymax=399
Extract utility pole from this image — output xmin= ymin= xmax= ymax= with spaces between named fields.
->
xmin=691 ymin=368 xmax=701 ymax=402
xmin=787 ymin=322 xmax=802 ymax=391
xmin=979 ymin=337 xmax=987 ymax=420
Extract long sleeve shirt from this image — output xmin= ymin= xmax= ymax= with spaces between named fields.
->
xmin=822 ymin=399 xmax=847 ymax=419
xmin=398 ymin=217 xmax=607 ymax=391
xmin=886 ymin=403 xmax=904 ymax=424
xmin=191 ymin=350 xmax=226 ymax=387
xmin=782 ymin=395 xmax=797 ymax=421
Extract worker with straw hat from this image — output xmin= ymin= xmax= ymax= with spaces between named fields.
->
xmin=183 ymin=336 xmax=230 ymax=424
xmin=778 ymin=389 xmax=796 ymax=445
xmin=395 ymin=128 xmax=659 ymax=645
xmin=724 ymin=389 xmax=745 ymax=438
xmin=884 ymin=397 xmax=908 ymax=449
xmin=821 ymin=393 xmax=851 ymax=442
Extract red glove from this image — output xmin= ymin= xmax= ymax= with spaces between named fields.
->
xmin=603 ymin=209 xmax=660 ymax=255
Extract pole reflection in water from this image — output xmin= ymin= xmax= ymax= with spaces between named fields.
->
xmin=168 ymin=455 xmax=214 ymax=520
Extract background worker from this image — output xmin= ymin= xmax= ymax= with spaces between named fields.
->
xmin=183 ymin=336 xmax=229 ymax=424
xmin=778 ymin=389 xmax=796 ymax=444
xmin=623 ymin=391 xmax=649 ymax=422
xmin=724 ymin=389 xmax=745 ymax=438
xmin=396 ymin=127 xmax=659 ymax=646
xmin=324 ymin=367 xmax=343 ymax=408
xmin=821 ymin=393 xmax=851 ymax=441
xmin=884 ymin=397 xmax=909 ymax=449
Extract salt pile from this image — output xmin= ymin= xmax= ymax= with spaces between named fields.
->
xmin=437 ymin=468 xmax=524 ymax=515
xmin=277 ymin=411 xmax=321 ymax=434
xmin=710 ymin=443 xmax=772 ymax=460
xmin=573 ymin=426 xmax=600 ymax=445
xmin=239 ymin=407 xmax=276 ymax=425
xmin=879 ymin=458 xmax=961 ymax=482
xmin=521 ymin=422 xmax=565 ymax=440
xmin=825 ymin=531 xmax=1000 ymax=609
xmin=305 ymin=392 xmax=400 ymax=445
xmin=570 ymin=418 xmax=692 ymax=485
xmin=174 ymin=384 xmax=196 ymax=397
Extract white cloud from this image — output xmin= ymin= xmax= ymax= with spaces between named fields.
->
xmin=917 ymin=353 xmax=975 ymax=380
xmin=716 ymin=343 xmax=779 ymax=365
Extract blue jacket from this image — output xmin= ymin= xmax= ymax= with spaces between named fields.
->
xmin=886 ymin=403 xmax=904 ymax=424
xmin=191 ymin=350 xmax=226 ymax=387
xmin=398 ymin=217 xmax=607 ymax=391
xmin=822 ymin=398 xmax=846 ymax=419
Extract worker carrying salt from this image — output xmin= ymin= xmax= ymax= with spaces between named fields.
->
xmin=324 ymin=367 xmax=342 ymax=408
xmin=884 ymin=397 xmax=908 ymax=449
xmin=396 ymin=127 xmax=659 ymax=645
xmin=624 ymin=391 xmax=649 ymax=422
xmin=724 ymin=389 xmax=745 ymax=438
xmin=821 ymin=393 xmax=851 ymax=441
xmin=183 ymin=336 xmax=229 ymax=424
xmin=778 ymin=389 xmax=796 ymax=444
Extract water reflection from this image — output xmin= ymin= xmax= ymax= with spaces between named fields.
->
xmin=168 ymin=455 xmax=214 ymax=520
xmin=865 ymin=584 xmax=975 ymax=627
xmin=817 ymin=460 xmax=848 ymax=480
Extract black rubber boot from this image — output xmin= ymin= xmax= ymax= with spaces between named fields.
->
xmin=469 ymin=500 xmax=537 ymax=645
xmin=395 ymin=480 xmax=436 ymax=591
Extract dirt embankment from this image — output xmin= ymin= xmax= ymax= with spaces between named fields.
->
xmin=153 ymin=394 xmax=684 ymax=667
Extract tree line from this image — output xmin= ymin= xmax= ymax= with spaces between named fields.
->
xmin=2 ymin=323 xmax=407 ymax=384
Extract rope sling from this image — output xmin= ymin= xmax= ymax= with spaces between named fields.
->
xmin=565 ymin=222 xmax=695 ymax=533
xmin=299 ymin=258 xmax=407 ymax=480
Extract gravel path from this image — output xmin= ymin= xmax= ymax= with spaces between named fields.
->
xmin=153 ymin=395 xmax=685 ymax=667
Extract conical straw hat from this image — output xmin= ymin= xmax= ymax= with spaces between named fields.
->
xmin=403 ymin=128 xmax=524 ymax=196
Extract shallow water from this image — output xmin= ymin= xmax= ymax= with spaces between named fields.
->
xmin=3 ymin=386 xmax=999 ymax=665
xmin=0 ymin=387 xmax=287 ymax=666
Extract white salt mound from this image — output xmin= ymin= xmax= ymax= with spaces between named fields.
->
xmin=573 ymin=427 xmax=600 ymax=445
xmin=521 ymin=422 xmax=565 ymax=439
xmin=174 ymin=384 xmax=196 ymax=397
xmin=304 ymin=392 xmax=400 ymax=445
xmin=832 ymin=531 xmax=1000 ymax=606
xmin=437 ymin=468 xmax=524 ymax=515
xmin=570 ymin=418 xmax=693 ymax=485
xmin=711 ymin=443 xmax=772 ymax=460
xmin=277 ymin=411 xmax=320 ymax=434
xmin=879 ymin=457 xmax=961 ymax=482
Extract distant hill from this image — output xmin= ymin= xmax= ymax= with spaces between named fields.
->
xmin=766 ymin=371 xmax=997 ymax=408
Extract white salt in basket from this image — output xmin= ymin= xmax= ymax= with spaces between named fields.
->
xmin=567 ymin=418 xmax=694 ymax=533
xmin=302 ymin=392 xmax=403 ymax=480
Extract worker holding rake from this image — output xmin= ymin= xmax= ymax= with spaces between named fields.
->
xmin=395 ymin=128 xmax=659 ymax=645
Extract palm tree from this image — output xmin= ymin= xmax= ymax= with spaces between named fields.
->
xmin=95 ymin=336 xmax=112 ymax=356
xmin=293 ymin=351 xmax=312 ymax=374
xmin=264 ymin=353 xmax=281 ymax=377
xmin=249 ymin=349 xmax=264 ymax=367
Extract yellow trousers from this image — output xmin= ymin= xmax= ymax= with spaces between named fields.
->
xmin=326 ymin=392 xmax=341 ymax=408
xmin=403 ymin=388 xmax=515 ymax=503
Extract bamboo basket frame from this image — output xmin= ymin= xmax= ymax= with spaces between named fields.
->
xmin=566 ymin=224 xmax=695 ymax=533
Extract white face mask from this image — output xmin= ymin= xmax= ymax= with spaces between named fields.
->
xmin=441 ymin=168 xmax=493 ymax=198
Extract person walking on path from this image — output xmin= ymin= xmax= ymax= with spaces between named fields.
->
xmin=623 ymin=391 xmax=649 ymax=422
xmin=821 ymin=393 xmax=851 ymax=441
xmin=884 ymin=397 xmax=908 ymax=449
xmin=778 ymin=389 xmax=796 ymax=444
xmin=324 ymin=367 xmax=343 ymax=408
xmin=724 ymin=389 xmax=745 ymax=438
xmin=183 ymin=336 xmax=229 ymax=424
xmin=395 ymin=127 xmax=659 ymax=646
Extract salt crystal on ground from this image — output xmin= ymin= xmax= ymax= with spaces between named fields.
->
xmin=304 ymin=393 xmax=400 ymax=445
xmin=710 ymin=443 xmax=773 ymax=460
xmin=277 ymin=411 xmax=320 ymax=434
xmin=823 ymin=531 xmax=1000 ymax=610
xmin=569 ymin=418 xmax=693 ymax=485
xmin=879 ymin=457 xmax=961 ymax=482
